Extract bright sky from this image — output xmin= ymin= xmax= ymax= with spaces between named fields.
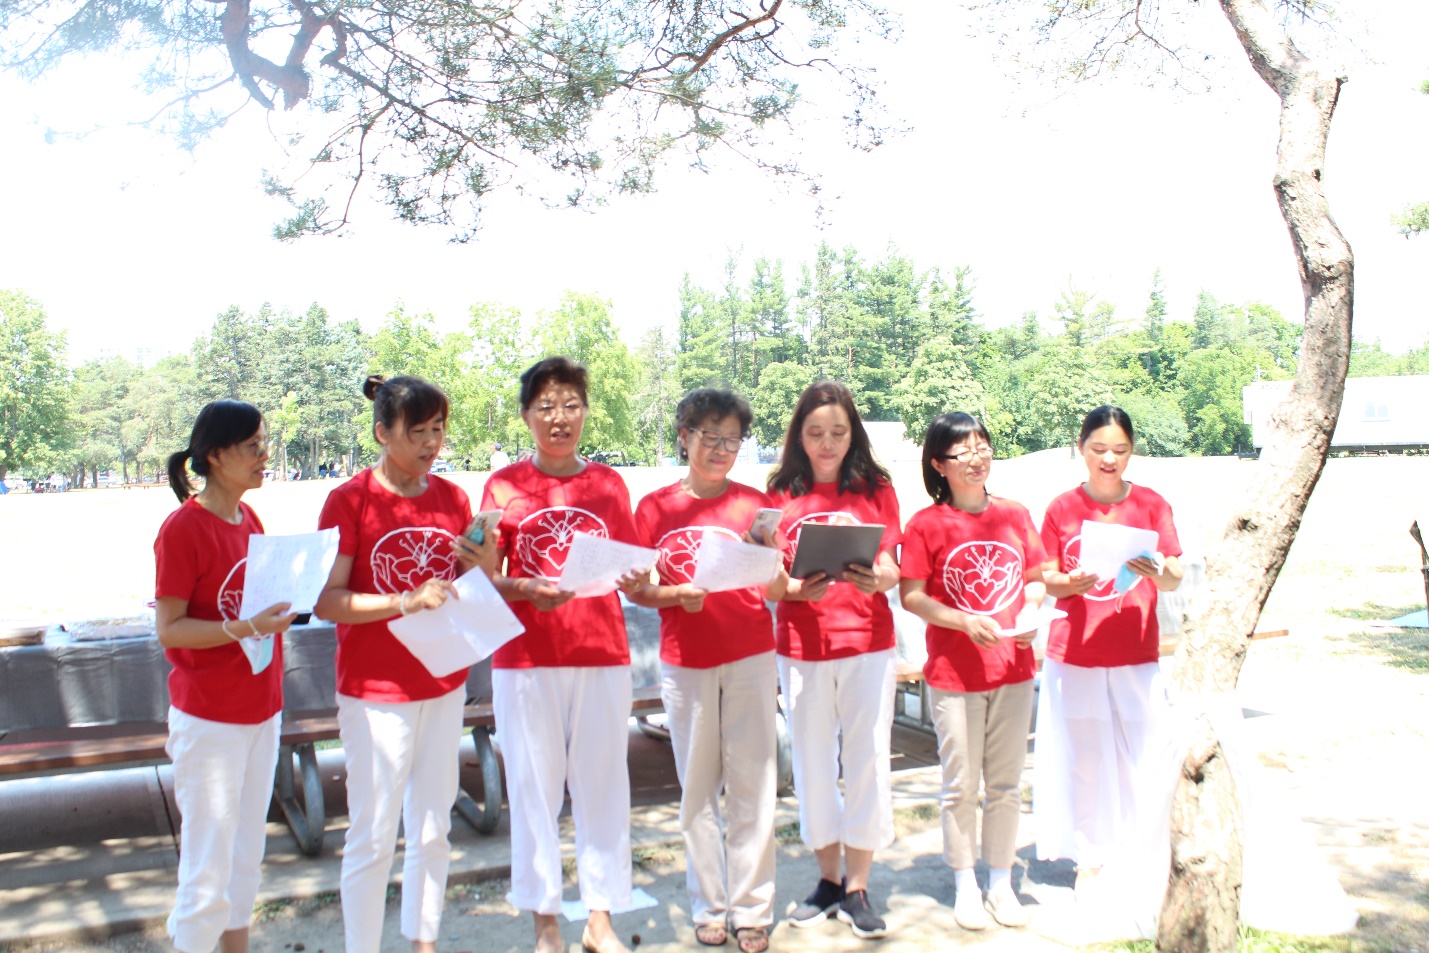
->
xmin=1 ymin=1 xmax=1426 ymax=365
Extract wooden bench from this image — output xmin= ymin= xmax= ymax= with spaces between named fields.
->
xmin=0 ymin=686 xmax=671 ymax=858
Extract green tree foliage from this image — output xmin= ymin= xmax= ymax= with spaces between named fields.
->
xmin=0 ymin=290 xmax=71 ymax=481
xmin=892 ymin=337 xmax=986 ymax=446
xmin=750 ymin=362 xmax=815 ymax=450
xmin=0 ymin=2 xmax=893 ymax=240
xmin=538 ymin=292 xmax=640 ymax=455
xmin=633 ymin=326 xmax=680 ymax=465
xmin=69 ymin=357 xmax=135 ymax=486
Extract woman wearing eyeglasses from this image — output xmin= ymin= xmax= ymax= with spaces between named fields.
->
xmin=767 ymin=381 xmax=901 ymax=940
xmin=481 ymin=356 xmax=647 ymax=953
xmin=898 ymin=413 xmax=1047 ymax=930
xmin=1034 ymin=405 xmax=1183 ymax=889
xmin=629 ymin=389 xmax=788 ymax=953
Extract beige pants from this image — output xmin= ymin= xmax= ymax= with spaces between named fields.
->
xmin=930 ymin=679 xmax=1035 ymax=870
xmin=661 ymin=652 xmax=778 ymax=929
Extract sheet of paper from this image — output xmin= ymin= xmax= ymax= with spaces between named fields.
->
xmin=557 ymin=886 xmax=659 ymax=923
xmin=997 ymin=606 xmax=1068 ymax=638
xmin=556 ymin=533 xmax=657 ymax=598
xmin=239 ymin=529 xmax=341 ymax=618
xmin=1077 ymin=521 xmax=1160 ymax=582
xmin=690 ymin=534 xmax=782 ymax=594
xmin=388 ymin=567 xmax=526 ymax=677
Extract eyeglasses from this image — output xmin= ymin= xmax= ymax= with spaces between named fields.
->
xmin=938 ymin=446 xmax=994 ymax=464
xmin=691 ymin=429 xmax=744 ymax=452
xmin=533 ymin=401 xmax=585 ymax=419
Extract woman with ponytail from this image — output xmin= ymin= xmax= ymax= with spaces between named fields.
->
xmin=154 ymin=399 xmax=298 ymax=953
xmin=315 ymin=375 xmax=495 ymax=953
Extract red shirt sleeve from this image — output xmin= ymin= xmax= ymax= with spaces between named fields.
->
xmin=875 ymin=483 xmax=902 ymax=555
xmin=1020 ymin=504 xmax=1049 ymax=578
xmin=604 ymin=468 xmax=639 ymax=546
xmin=632 ymin=493 xmax=656 ymax=549
xmin=155 ymin=512 xmax=201 ymax=602
xmin=1153 ymin=494 xmax=1183 ymax=559
xmin=1039 ymin=497 xmax=1066 ymax=570
xmin=319 ymin=480 xmax=361 ymax=558
xmin=898 ymin=508 xmax=934 ymax=583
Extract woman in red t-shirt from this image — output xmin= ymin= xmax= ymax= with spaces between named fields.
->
xmin=315 ymin=376 xmax=493 ymax=953
xmin=767 ymin=381 xmax=901 ymax=941
xmin=1034 ymin=405 xmax=1184 ymax=884
xmin=482 ymin=357 xmax=648 ymax=953
xmin=900 ymin=413 xmax=1047 ymax=931
xmin=629 ymin=388 xmax=788 ymax=953
xmin=154 ymin=400 xmax=298 ymax=953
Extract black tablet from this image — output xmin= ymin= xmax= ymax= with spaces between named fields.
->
xmin=789 ymin=523 xmax=885 ymax=580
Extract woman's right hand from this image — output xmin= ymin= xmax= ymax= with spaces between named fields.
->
xmin=962 ymin=613 xmax=1002 ymax=648
xmin=675 ymin=583 xmax=708 ymax=614
xmin=403 ymin=578 xmax=457 ymax=614
xmin=251 ymin=602 xmax=298 ymax=636
xmin=792 ymin=572 xmax=832 ymax=602
xmin=521 ymin=577 xmax=578 ymax=612
xmin=1063 ymin=569 xmax=1100 ymax=596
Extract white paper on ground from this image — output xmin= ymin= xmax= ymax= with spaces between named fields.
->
xmin=239 ymin=529 xmax=341 ymax=618
xmin=690 ymin=534 xmax=782 ymax=593
xmin=556 ymin=532 xmax=657 ymax=598
xmin=996 ymin=606 xmax=1067 ymax=638
xmin=1076 ymin=521 xmax=1160 ymax=583
xmin=388 ymin=567 xmax=525 ymax=677
xmin=556 ymin=887 xmax=659 ymax=923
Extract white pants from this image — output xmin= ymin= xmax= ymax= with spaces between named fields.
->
xmin=494 ymin=666 xmax=633 ymax=916
xmin=1034 ymin=658 xmax=1166 ymax=867
xmin=930 ymin=680 xmax=1035 ymax=870
xmin=662 ymin=653 xmax=778 ymax=929
xmin=165 ymin=707 xmax=280 ymax=953
xmin=337 ymin=686 xmax=466 ymax=952
xmin=777 ymin=650 xmax=896 ymax=852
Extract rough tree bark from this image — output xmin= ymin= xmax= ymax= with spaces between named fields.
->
xmin=1157 ymin=1 xmax=1354 ymax=950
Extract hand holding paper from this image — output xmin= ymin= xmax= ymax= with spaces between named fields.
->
xmin=388 ymin=567 xmax=526 ymax=677
xmin=556 ymin=533 xmax=658 ymax=598
xmin=690 ymin=534 xmax=782 ymax=594
xmin=997 ymin=606 xmax=1067 ymax=638
xmin=1076 ymin=521 xmax=1160 ymax=583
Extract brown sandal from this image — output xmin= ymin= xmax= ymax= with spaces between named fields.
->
xmin=696 ymin=923 xmax=728 ymax=946
xmin=735 ymin=926 xmax=770 ymax=953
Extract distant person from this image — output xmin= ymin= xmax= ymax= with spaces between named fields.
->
xmin=463 ymin=456 xmax=471 ymax=472
xmin=767 ymin=380 xmax=901 ymax=940
xmin=482 ymin=356 xmax=645 ymax=953
xmin=154 ymin=399 xmax=298 ymax=953
xmin=314 ymin=375 xmax=495 ymax=953
xmin=629 ymin=388 xmax=787 ymax=953
xmin=899 ymin=413 xmax=1046 ymax=930
xmin=489 ymin=442 xmax=511 ymax=470
xmin=1035 ymin=405 xmax=1184 ymax=889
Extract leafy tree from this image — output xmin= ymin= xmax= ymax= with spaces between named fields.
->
xmin=1117 ymin=388 xmax=1190 ymax=457
xmin=1142 ymin=269 xmax=1170 ymax=382
xmin=749 ymin=362 xmax=815 ymax=451
xmin=69 ymin=357 xmax=136 ymax=486
xmin=676 ymin=274 xmax=727 ymax=392
xmin=0 ymin=2 xmax=893 ymax=239
xmin=1022 ymin=347 xmax=1112 ymax=450
xmin=0 ymin=290 xmax=72 ymax=482
xmin=538 ymin=292 xmax=640 ymax=455
xmin=465 ymin=303 xmax=538 ymax=462
xmin=1349 ymin=336 xmax=1429 ymax=376
xmin=122 ymin=355 xmax=200 ymax=482
xmin=632 ymin=326 xmax=680 ymax=464
xmin=892 ymin=337 xmax=986 ymax=446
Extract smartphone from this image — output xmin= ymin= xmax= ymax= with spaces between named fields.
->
xmin=749 ymin=507 xmax=783 ymax=544
xmin=464 ymin=509 xmax=503 ymax=546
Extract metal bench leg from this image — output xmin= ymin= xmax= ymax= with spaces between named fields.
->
xmin=454 ymin=726 xmax=503 ymax=835
xmin=636 ymin=715 xmax=671 ymax=742
xmin=774 ymin=706 xmax=794 ymax=796
xmin=275 ymin=742 xmax=325 ymax=856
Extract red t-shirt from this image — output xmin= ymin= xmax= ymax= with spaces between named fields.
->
xmin=154 ymin=497 xmax=284 ymax=724
xmin=633 ymin=480 xmax=776 ymax=669
xmin=901 ymin=498 xmax=1046 ymax=692
xmin=769 ymin=481 xmax=902 ymax=661
xmin=481 ymin=460 xmax=638 ymax=668
xmin=1040 ymin=483 xmax=1183 ymax=667
xmin=318 ymin=469 xmax=473 ymax=701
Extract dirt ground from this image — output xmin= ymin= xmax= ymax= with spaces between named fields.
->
xmin=2 ymin=455 xmax=1427 ymax=952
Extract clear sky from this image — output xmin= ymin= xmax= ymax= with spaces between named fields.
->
xmin=1 ymin=1 xmax=1426 ymax=364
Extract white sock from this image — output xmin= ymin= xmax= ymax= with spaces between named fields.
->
xmin=987 ymin=868 xmax=1013 ymax=894
xmin=953 ymin=868 xmax=980 ymax=901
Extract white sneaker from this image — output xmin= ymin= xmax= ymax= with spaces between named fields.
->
xmin=984 ymin=886 xmax=1029 ymax=928
xmin=954 ymin=893 xmax=990 ymax=931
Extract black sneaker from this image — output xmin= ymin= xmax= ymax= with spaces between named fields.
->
xmin=837 ymin=889 xmax=888 ymax=939
xmin=788 ymin=878 xmax=844 ymax=928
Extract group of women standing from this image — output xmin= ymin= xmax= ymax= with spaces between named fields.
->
xmin=152 ymin=355 xmax=1181 ymax=953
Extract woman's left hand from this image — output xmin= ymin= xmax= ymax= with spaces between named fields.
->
xmin=616 ymin=568 xmax=652 ymax=599
xmin=451 ymin=531 xmax=496 ymax=574
xmin=1124 ymin=556 xmax=1163 ymax=579
xmin=842 ymin=562 xmax=881 ymax=595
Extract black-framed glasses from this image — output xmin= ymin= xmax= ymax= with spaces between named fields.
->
xmin=691 ymin=429 xmax=744 ymax=452
xmin=938 ymin=446 xmax=994 ymax=464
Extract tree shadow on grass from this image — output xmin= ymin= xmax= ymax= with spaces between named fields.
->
xmin=1327 ymin=601 xmax=1429 ymax=674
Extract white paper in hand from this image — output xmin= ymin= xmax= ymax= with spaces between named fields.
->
xmin=1077 ymin=521 xmax=1160 ymax=583
xmin=690 ymin=534 xmax=781 ymax=594
xmin=388 ymin=568 xmax=525 ymax=677
xmin=556 ymin=532 xmax=657 ymax=598
xmin=239 ymin=529 xmax=341 ymax=618
xmin=997 ymin=606 xmax=1068 ymax=638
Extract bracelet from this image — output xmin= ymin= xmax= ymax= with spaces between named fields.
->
xmin=399 ymin=591 xmax=410 ymax=616
xmin=220 ymin=620 xmax=241 ymax=642
xmin=246 ymin=618 xmax=260 ymax=638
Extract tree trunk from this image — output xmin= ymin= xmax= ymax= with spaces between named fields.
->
xmin=1157 ymin=2 xmax=1353 ymax=950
